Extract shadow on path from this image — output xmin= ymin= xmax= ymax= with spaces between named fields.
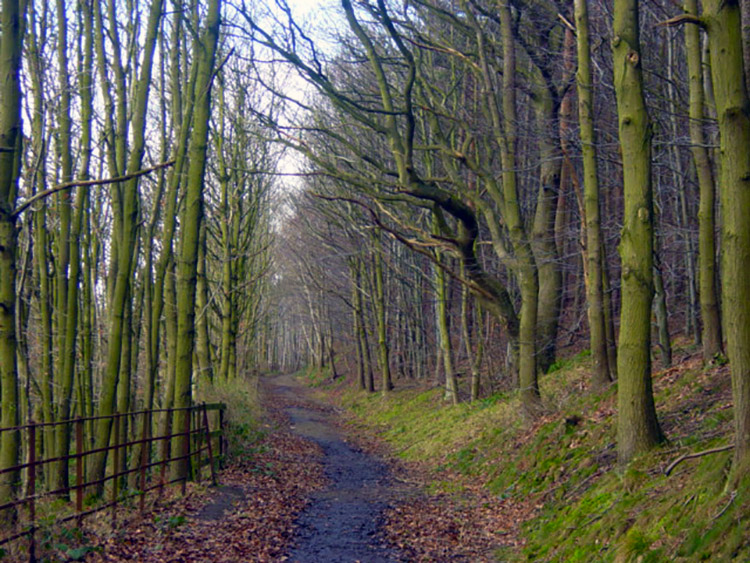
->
xmin=266 ymin=376 xmax=406 ymax=563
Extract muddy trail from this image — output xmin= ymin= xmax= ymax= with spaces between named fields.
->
xmin=266 ymin=375 xmax=408 ymax=562
xmin=86 ymin=375 xmax=519 ymax=562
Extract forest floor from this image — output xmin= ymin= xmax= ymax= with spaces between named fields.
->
xmin=82 ymin=373 xmax=515 ymax=562
xmin=40 ymin=347 xmax=750 ymax=561
xmin=326 ymin=346 xmax=750 ymax=561
xmin=84 ymin=374 xmax=326 ymax=562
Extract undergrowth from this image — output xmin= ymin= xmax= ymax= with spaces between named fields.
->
xmin=332 ymin=347 xmax=748 ymax=561
xmin=295 ymin=365 xmax=335 ymax=387
xmin=197 ymin=374 xmax=264 ymax=464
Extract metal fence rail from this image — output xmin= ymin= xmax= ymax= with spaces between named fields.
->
xmin=0 ymin=402 xmax=225 ymax=561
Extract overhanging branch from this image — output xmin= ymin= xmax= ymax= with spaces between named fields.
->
xmin=656 ymin=14 xmax=705 ymax=28
xmin=12 ymin=160 xmax=176 ymax=218
xmin=312 ymin=192 xmax=495 ymax=301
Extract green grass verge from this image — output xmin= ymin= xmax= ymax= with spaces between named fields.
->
xmin=197 ymin=375 xmax=265 ymax=464
xmin=294 ymin=365 xmax=336 ymax=388
xmin=334 ymin=349 xmax=749 ymax=561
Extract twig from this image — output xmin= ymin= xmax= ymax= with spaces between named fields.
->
xmin=557 ymin=13 xmax=576 ymax=33
xmin=564 ymin=469 xmax=602 ymax=500
xmin=12 ymin=160 xmax=176 ymax=218
xmin=712 ymin=490 xmax=736 ymax=521
xmin=664 ymin=444 xmax=733 ymax=476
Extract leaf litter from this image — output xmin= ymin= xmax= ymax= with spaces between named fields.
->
xmin=88 ymin=402 xmax=326 ymax=562
xmin=88 ymin=377 xmax=529 ymax=562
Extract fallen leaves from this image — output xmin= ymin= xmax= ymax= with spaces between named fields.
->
xmin=332 ymin=413 xmax=533 ymax=562
xmin=86 ymin=399 xmax=326 ymax=562
xmin=82 ymin=378 xmax=536 ymax=562
xmin=380 ymin=472 xmax=534 ymax=562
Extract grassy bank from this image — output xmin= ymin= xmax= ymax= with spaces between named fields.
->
xmin=197 ymin=374 xmax=264 ymax=464
xmin=320 ymin=350 xmax=749 ymax=561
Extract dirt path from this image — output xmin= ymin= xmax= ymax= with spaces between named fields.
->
xmin=87 ymin=375 xmax=521 ymax=561
xmin=266 ymin=375 xmax=406 ymax=562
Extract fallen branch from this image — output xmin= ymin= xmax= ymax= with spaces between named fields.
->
xmin=12 ymin=159 xmax=176 ymax=218
xmin=712 ymin=490 xmax=737 ymax=521
xmin=664 ymin=444 xmax=733 ymax=476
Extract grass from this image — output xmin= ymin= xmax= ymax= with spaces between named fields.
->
xmin=197 ymin=374 xmax=264 ymax=464
xmin=294 ymin=364 xmax=337 ymax=387
xmin=329 ymin=346 xmax=749 ymax=561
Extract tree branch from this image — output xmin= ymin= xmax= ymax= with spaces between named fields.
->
xmin=12 ymin=160 xmax=176 ymax=218
xmin=664 ymin=444 xmax=733 ymax=476
xmin=312 ymin=193 xmax=495 ymax=301
xmin=656 ymin=14 xmax=705 ymax=28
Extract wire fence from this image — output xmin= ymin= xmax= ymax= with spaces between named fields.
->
xmin=0 ymin=403 xmax=225 ymax=562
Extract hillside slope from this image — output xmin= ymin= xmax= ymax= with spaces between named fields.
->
xmin=315 ymin=348 xmax=749 ymax=561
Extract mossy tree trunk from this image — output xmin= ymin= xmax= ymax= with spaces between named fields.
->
xmin=530 ymin=74 xmax=563 ymax=377
xmin=130 ymin=69 xmax=169 ymax=484
xmin=172 ymin=0 xmax=222 ymax=482
xmin=684 ymin=0 xmax=723 ymax=361
xmin=653 ymin=244 xmax=672 ymax=368
xmin=461 ymin=266 xmax=483 ymax=402
xmin=372 ymin=233 xmax=393 ymax=393
xmin=51 ymin=0 xmax=74 ymax=494
xmin=435 ymin=246 xmax=458 ymax=404
xmin=218 ymin=100 xmax=235 ymax=381
xmin=195 ymin=221 xmax=214 ymax=383
xmin=26 ymin=4 xmax=55 ymax=480
xmin=349 ymin=258 xmax=366 ymax=390
xmin=89 ymin=0 xmax=164 ymax=492
xmin=0 ymin=0 xmax=25 ymax=504
xmin=151 ymin=1 xmax=196 ymax=398
xmin=498 ymin=1 xmax=540 ymax=412
xmin=575 ymin=0 xmax=612 ymax=389
xmin=359 ymin=257 xmax=375 ymax=392
xmin=703 ymin=0 xmax=750 ymax=485
xmin=464 ymin=0 xmax=537 ymax=409
xmin=612 ymin=0 xmax=664 ymax=463
xmin=54 ymin=0 xmax=95 ymax=493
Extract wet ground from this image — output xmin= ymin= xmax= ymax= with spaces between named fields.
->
xmin=267 ymin=376 xmax=405 ymax=563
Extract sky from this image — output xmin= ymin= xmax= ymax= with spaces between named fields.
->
xmin=267 ymin=0 xmax=344 ymax=189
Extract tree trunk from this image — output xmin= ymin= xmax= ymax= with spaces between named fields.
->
xmin=0 ymin=0 xmax=25 ymax=504
xmin=684 ymin=0 xmax=723 ymax=360
xmin=602 ymin=240 xmax=618 ymax=379
xmin=531 ymin=79 xmax=563 ymax=376
xmin=704 ymin=0 xmax=750 ymax=485
xmin=359 ymin=258 xmax=375 ymax=392
xmin=89 ymin=0 xmax=164 ymax=492
xmin=373 ymin=234 xmax=393 ymax=393
xmin=195 ymin=221 xmax=214 ymax=383
xmin=435 ymin=248 xmax=458 ymax=404
xmin=219 ymin=140 xmax=234 ymax=381
xmin=350 ymin=259 xmax=366 ymax=390
xmin=172 ymin=0 xmax=221 ymax=482
xmin=612 ymin=0 xmax=664 ymax=463
xmin=54 ymin=0 xmax=94 ymax=493
xmin=51 ymin=0 xmax=75 ymax=495
xmin=575 ymin=0 xmax=612 ymax=389
xmin=461 ymin=268 xmax=482 ymax=401
xmin=26 ymin=6 xmax=55 ymax=481
xmin=653 ymin=242 xmax=672 ymax=369
xmin=499 ymin=1 xmax=540 ymax=412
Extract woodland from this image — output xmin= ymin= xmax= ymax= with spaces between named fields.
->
xmin=1 ymin=0 xmax=750 ymax=558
